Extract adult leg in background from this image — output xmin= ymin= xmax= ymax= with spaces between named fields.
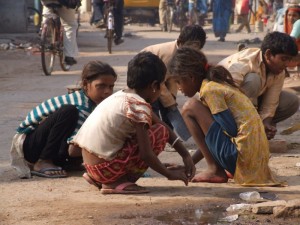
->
xmin=114 ymin=0 xmax=124 ymax=45
xmin=159 ymin=0 xmax=167 ymax=31
xmin=272 ymin=91 xmax=299 ymax=124
xmin=91 ymin=0 xmax=105 ymax=26
xmin=58 ymin=6 xmax=79 ymax=65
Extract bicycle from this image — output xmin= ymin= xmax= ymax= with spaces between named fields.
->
xmin=103 ymin=0 xmax=114 ymax=54
xmin=40 ymin=3 xmax=70 ymax=76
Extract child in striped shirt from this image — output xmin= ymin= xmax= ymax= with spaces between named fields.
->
xmin=10 ymin=61 xmax=117 ymax=178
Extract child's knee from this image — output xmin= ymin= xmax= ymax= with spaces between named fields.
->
xmin=182 ymin=98 xmax=199 ymax=116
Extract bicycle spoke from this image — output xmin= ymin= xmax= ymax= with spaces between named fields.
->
xmin=41 ymin=23 xmax=55 ymax=75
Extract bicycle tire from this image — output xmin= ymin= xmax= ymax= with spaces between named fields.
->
xmin=107 ymin=29 xmax=113 ymax=54
xmin=27 ymin=7 xmax=42 ymax=33
xmin=41 ymin=21 xmax=56 ymax=76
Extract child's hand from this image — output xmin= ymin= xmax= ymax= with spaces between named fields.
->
xmin=263 ymin=119 xmax=277 ymax=140
xmin=264 ymin=124 xmax=277 ymax=140
xmin=167 ymin=169 xmax=189 ymax=186
xmin=183 ymin=156 xmax=196 ymax=180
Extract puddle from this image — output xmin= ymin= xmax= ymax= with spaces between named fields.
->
xmin=119 ymin=205 xmax=227 ymax=224
xmin=154 ymin=205 xmax=226 ymax=225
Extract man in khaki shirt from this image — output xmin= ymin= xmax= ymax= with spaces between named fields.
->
xmin=218 ymin=31 xmax=299 ymax=140
xmin=142 ymin=25 xmax=206 ymax=141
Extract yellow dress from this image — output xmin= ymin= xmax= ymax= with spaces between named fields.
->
xmin=200 ymin=79 xmax=281 ymax=186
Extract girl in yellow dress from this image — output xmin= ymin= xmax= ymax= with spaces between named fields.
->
xmin=168 ymin=47 xmax=281 ymax=187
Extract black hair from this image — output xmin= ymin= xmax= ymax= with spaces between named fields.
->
xmin=81 ymin=60 xmax=117 ymax=88
xmin=177 ymin=25 xmax=207 ymax=49
xmin=127 ymin=51 xmax=166 ymax=91
xmin=261 ymin=31 xmax=298 ymax=56
xmin=169 ymin=47 xmax=238 ymax=88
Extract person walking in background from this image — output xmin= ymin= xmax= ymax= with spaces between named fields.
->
xmin=212 ymin=0 xmax=233 ymax=42
xmin=10 ymin=61 xmax=117 ymax=179
xmin=141 ymin=25 xmax=207 ymax=141
xmin=284 ymin=4 xmax=300 ymax=48
xmin=90 ymin=0 xmax=105 ymax=28
xmin=41 ymin=0 xmax=79 ymax=65
xmin=159 ymin=0 xmax=167 ymax=31
xmin=168 ymin=47 xmax=283 ymax=186
xmin=218 ymin=32 xmax=299 ymax=140
xmin=90 ymin=0 xmax=124 ymax=45
xmin=235 ymin=0 xmax=251 ymax=33
xmin=73 ymin=52 xmax=195 ymax=194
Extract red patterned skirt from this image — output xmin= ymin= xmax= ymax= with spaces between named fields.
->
xmin=84 ymin=124 xmax=169 ymax=184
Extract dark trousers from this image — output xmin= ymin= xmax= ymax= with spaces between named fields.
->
xmin=152 ymin=100 xmax=173 ymax=129
xmin=114 ymin=0 xmax=124 ymax=39
xmin=90 ymin=0 xmax=123 ymax=39
xmin=23 ymin=105 xmax=79 ymax=166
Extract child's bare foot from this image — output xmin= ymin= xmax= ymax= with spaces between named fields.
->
xmin=101 ymin=181 xmax=149 ymax=194
xmin=191 ymin=170 xmax=228 ymax=183
xmin=31 ymin=159 xmax=67 ymax=178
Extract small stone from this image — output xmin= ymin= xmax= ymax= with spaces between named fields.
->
xmin=269 ymin=139 xmax=288 ymax=153
xmin=273 ymin=199 xmax=300 ymax=218
xmin=252 ymin=200 xmax=287 ymax=214
xmin=0 ymin=43 xmax=9 ymax=50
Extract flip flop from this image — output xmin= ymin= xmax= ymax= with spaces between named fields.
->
xmin=191 ymin=176 xmax=228 ymax=183
xmin=82 ymin=172 xmax=102 ymax=189
xmin=225 ymin=170 xmax=234 ymax=179
xmin=100 ymin=182 xmax=149 ymax=195
xmin=30 ymin=167 xmax=67 ymax=178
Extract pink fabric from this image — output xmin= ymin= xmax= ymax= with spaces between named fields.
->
xmin=84 ymin=124 xmax=169 ymax=184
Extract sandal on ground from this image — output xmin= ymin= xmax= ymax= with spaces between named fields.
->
xmin=82 ymin=172 xmax=102 ymax=189
xmin=100 ymin=182 xmax=149 ymax=195
xmin=30 ymin=167 xmax=67 ymax=178
xmin=191 ymin=175 xmax=228 ymax=183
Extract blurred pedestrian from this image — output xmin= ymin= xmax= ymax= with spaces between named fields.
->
xmin=212 ymin=0 xmax=232 ymax=42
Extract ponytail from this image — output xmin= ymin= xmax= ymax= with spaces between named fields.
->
xmin=206 ymin=65 xmax=239 ymax=89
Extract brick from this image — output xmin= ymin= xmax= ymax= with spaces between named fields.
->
xmin=252 ymin=200 xmax=287 ymax=214
xmin=269 ymin=139 xmax=288 ymax=153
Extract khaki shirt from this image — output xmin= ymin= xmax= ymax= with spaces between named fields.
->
xmin=218 ymin=48 xmax=286 ymax=121
xmin=142 ymin=41 xmax=178 ymax=107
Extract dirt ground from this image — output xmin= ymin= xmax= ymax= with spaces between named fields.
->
xmin=0 ymin=22 xmax=300 ymax=225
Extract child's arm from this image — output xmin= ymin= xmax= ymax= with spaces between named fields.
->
xmin=152 ymin=113 xmax=196 ymax=179
xmin=134 ymin=122 xmax=190 ymax=185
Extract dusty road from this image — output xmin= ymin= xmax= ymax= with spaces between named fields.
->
xmin=0 ymin=22 xmax=300 ymax=225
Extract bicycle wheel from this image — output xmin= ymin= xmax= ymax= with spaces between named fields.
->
xmin=27 ymin=7 xmax=42 ymax=33
xmin=107 ymin=29 xmax=113 ymax=54
xmin=41 ymin=21 xmax=56 ymax=76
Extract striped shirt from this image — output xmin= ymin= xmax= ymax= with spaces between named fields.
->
xmin=16 ymin=90 xmax=96 ymax=142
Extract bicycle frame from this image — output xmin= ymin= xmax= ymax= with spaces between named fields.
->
xmin=104 ymin=0 xmax=115 ymax=54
